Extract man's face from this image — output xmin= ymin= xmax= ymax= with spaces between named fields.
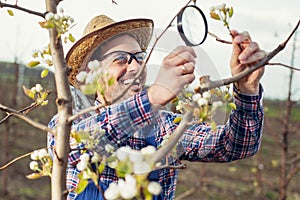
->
xmin=95 ymin=34 xmax=147 ymax=104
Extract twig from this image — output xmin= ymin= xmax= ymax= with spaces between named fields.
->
xmin=110 ymin=0 xmax=193 ymax=105
xmin=151 ymin=109 xmax=193 ymax=164
xmin=0 ymin=152 xmax=31 ymax=171
xmin=155 ymin=163 xmax=187 ymax=170
xmin=67 ymin=104 xmax=103 ymax=123
xmin=0 ymin=102 xmax=38 ymax=125
xmin=0 ymin=2 xmax=45 ymax=18
xmin=208 ymin=31 xmax=232 ymax=44
xmin=198 ymin=19 xmax=300 ymax=93
xmin=0 ymin=103 xmax=54 ymax=134
xmin=267 ymin=62 xmax=300 ymax=71
xmin=286 ymin=164 xmax=300 ymax=187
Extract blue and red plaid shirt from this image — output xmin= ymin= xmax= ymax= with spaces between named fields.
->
xmin=48 ymin=86 xmax=264 ymax=200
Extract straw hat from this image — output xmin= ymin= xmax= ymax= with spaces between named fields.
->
xmin=66 ymin=15 xmax=154 ymax=86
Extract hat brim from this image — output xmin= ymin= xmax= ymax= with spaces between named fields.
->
xmin=66 ymin=18 xmax=154 ymax=87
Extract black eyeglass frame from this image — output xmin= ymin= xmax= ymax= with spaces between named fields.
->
xmin=99 ymin=51 xmax=147 ymax=65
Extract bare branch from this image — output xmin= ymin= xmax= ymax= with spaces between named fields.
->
xmin=208 ymin=31 xmax=232 ymax=44
xmin=109 ymin=0 xmax=193 ymax=105
xmin=198 ymin=19 xmax=300 ymax=93
xmin=0 ymin=102 xmax=38 ymax=125
xmin=0 ymin=103 xmax=54 ymax=133
xmin=67 ymin=104 xmax=103 ymax=123
xmin=286 ymin=164 xmax=300 ymax=186
xmin=267 ymin=62 xmax=300 ymax=71
xmin=150 ymin=109 xmax=193 ymax=164
xmin=0 ymin=152 xmax=32 ymax=171
xmin=0 ymin=2 xmax=45 ymax=18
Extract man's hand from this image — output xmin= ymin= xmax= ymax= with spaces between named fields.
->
xmin=230 ymin=30 xmax=266 ymax=94
xmin=148 ymin=46 xmax=196 ymax=106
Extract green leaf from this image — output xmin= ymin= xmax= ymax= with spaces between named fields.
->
xmin=26 ymin=61 xmax=40 ymax=68
xmin=98 ymin=162 xmax=106 ymax=174
xmin=22 ymin=85 xmax=35 ymax=99
xmin=210 ymin=12 xmax=221 ymax=20
xmin=68 ymin=33 xmax=75 ymax=42
xmin=7 ymin=10 xmax=14 ymax=16
xmin=40 ymin=91 xmax=48 ymax=101
xmin=228 ymin=102 xmax=236 ymax=110
xmin=26 ymin=173 xmax=42 ymax=179
xmin=116 ymin=161 xmax=132 ymax=178
xmin=41 ymin=69 xmax=49 ymax=78
xmin=39 ymin=21 xmax=55 ymax=29
xmin=75 ymin=179 xmax=89 ymax=194
xmin=80 ymin=84 xmax=97 ymax=95
xmin=173 ymin=117 xmax=181 ymax=124
xmin=229 ymin=7 xmax=234 ymax=18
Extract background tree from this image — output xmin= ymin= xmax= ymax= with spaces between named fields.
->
xmin=0 ymin=0 xmax=299 ymax=200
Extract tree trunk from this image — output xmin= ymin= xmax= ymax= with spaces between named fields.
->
xmin=279 ymin=30 xmax=297 ymax=200
xmin=45 ymin=0 xmax=73 ymax=200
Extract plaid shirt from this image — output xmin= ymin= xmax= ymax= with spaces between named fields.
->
xmin=48 ymin=87 xmax=264 ymax=200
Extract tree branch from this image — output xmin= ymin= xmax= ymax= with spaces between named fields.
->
xmin=0 ymin=1 xmax=45 ymax=18
xmin=197 ymin=19 xmax=300 ymax=93
xmin=110 ymin=0 xmax=193 ymax=104
xmin=267 ymin=62 xmax=300 ymax=71
xmin=0 ymin=102 xmax=39 ymax=125
xmin=208 ymin=31 xmax=232 ymax=44
xmin=0 ymin=103 xmax=54 ymax=133
xmin=0 ymin=152 xmax=31 ymax=171
xmin=67 ymin=104 xmax=103 ymax=123
xmin=150 ymin=109 xmax=193 ymax=164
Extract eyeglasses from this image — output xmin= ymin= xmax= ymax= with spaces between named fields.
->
xmin=99 ymin=51 xmax=147 ymax=66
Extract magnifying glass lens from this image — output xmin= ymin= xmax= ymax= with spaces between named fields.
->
xmin=177 ymin=5 xmax=208 ymax=46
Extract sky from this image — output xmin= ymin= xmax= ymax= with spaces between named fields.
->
xmin=0 ymin=0 xmax=299 ymax=100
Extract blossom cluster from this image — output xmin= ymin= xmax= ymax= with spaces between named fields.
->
xmin=210 ymin=3 xmax=234 ymax=29
xmin=22 ymin=83 xmax=49 ymax=106
xmin=76 ymin=59 xmax=115 ymax=97
xmin=44 ymin=7 xmax=75 ymax=43
xmin=27 ymin=148 xmax=52 ymax=179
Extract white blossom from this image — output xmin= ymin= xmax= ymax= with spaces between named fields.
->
xmin=38 ymin=149 xmax=48 ymax=158
xmin=79 ymin=153 xmax=90 ymax=162
xmin=197 ymin=98 xmax=208 ymax=107
xmin=202 ymin=91 xmax=211 ymax=99
xmin=141 ymin=145 xmax=156 ymax=155
xmin=45 ymin=12 xmax=54 ymax=21
xmin=54 ymin=13 xmax=59 ymax=20
xmin=76 ymin=161 xmax=88 ymax=171
xmin=133 ymin=161 xmax=151 ymax=174
xmin=31 ymin=87 xmax=36 ymax=92
xmin=118 ymin=178 xmax=137 ymax=199
xmin=85 ymin=72 xmax=97 ymax=84
xmin=192 ymin=93 xmax=201 ymax=102
xmin=29 ymin=161 xmax=39 ymax=171
xmin=116 ymin=146 xmax=131 ymax=161
xmin=147 ymin=181 xmax=162 ymax=195
xmin=35 ymin=84 xmax=43 ymax=92
xmin=88 ymin=60 xmax=100 ymax=71
xmin=104 ymin=182 xmax=119 ymax=200
xmin=30 ymin=150 xmax=39 ymax=160
xmin=76 ymin=71 xmax=87 ymax=83
xmin=129 ymin=151 xmax=143 ymax=163
xmin=91 ymin=152 xmax=101 ymax=163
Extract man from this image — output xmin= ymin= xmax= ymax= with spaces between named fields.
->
xmin=48 ymin=14 xmax=265 ymax=200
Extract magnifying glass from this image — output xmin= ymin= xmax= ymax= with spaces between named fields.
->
xmin=177 ymin=5 xmax=208 ymax=46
